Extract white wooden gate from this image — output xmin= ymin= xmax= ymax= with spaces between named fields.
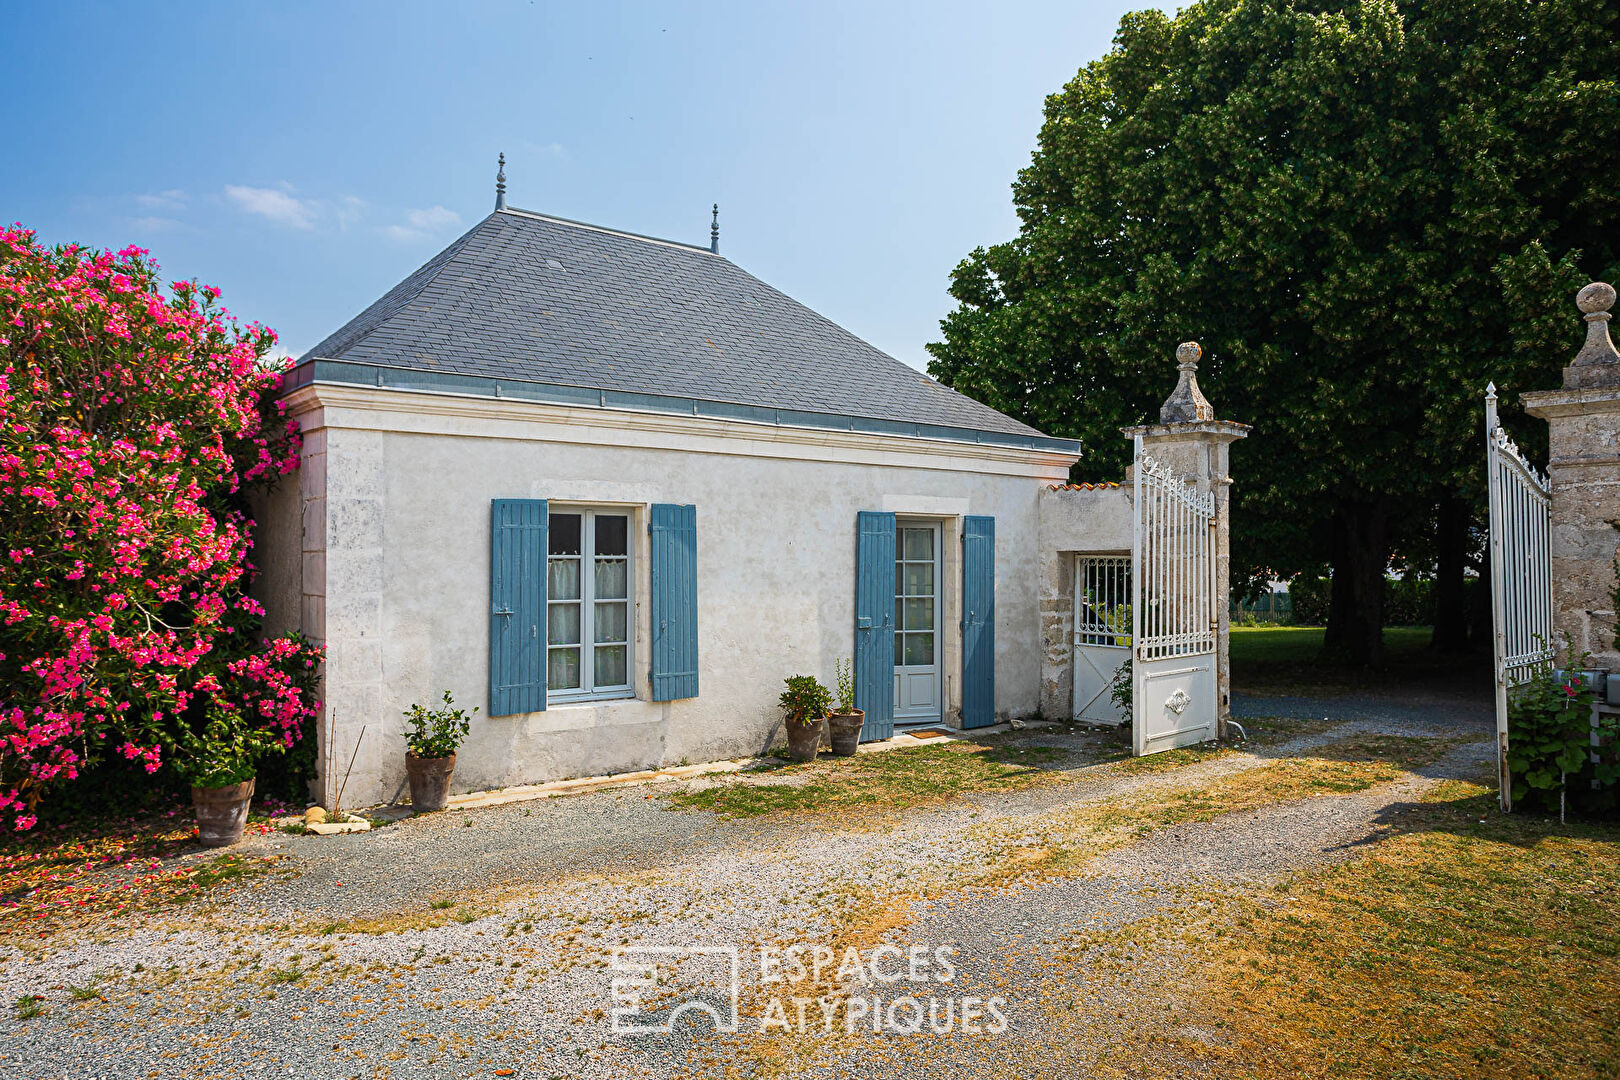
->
xmin=1131 ymin=438 xmax=1219 ymax=755
xmin=1073 ymin=555 xmax=1131 ymax=723
xmin=1485 ymin=383 xmax=1553 ymax=812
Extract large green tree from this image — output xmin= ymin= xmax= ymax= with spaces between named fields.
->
xmin=930 ymin=0 xmax=1620 ymax=664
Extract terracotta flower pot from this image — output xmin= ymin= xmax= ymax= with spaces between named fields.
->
xmin=827 ymin=710 xmax=865 ymax=757
xmin=406 ymin=752 xmax=457 ymax=812
xmin=193 ymin=778 xmax=255 ymax=848
xmin=785 ymin=718 xmax=825 ymax=762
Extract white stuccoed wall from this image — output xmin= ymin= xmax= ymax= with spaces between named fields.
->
xmin=255 ymin=383 xmax=1078 ymax=808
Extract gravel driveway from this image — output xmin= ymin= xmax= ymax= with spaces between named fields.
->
xmin=0 ymin=690 xmax=1492 ymax=1079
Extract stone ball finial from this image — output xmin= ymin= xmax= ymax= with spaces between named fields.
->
xmin=1160 ymin=341 xmax=1214 ymax=423
xmin=1577 ymin=282 xmax=1615 ymax=315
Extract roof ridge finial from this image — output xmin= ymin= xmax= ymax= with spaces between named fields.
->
xmin=710 ymin=203 xmax=719 ymax=255
xmin=495 ymin=152 xmax=507 ymax=212
xmin=1159 ymin=341 xmax=1215 ymax=424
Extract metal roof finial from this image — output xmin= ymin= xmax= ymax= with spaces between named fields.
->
xmin=495 ymin=152 xmax=507 ymax=212
xmin=1159 ymin=341 xmax=1215 ymax=423
xmin=710 ymin=204 xmax=719 ymax=254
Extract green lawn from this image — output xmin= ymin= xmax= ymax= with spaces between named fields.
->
xmin=1230 ymin=624 xmax=1490 ymax=694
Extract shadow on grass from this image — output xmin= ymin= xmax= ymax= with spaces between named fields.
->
xmin=1231 ymin=625 xmax=1492 ymax=697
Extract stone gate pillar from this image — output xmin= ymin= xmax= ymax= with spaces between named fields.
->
xmin=1523 ymin=282 xmax=1620 ymax=669
xmin=1123 ymin=343 xmax=1250 ymax=732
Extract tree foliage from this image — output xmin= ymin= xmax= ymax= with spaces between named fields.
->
xmin=929 ymin=0 xmax=1620 ymax=661
xmin=0 ymin=225 xmax=321 ymax=826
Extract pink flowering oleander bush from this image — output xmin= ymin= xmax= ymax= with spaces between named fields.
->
xmin=0 ymin=223 xmax=322 ymax=827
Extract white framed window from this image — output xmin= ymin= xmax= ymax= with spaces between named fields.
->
xmin=547 ymin=509 xmax=632 ymax=701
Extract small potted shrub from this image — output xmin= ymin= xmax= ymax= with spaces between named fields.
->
xmin=179 ymin=706 xmax=275 ymax=848
xmin=826 ymin=659 xmax=864 ymax=756
xmin=779 ymin=675 xmax=832 ymax=762
xmin=403 ymin=691 xmax=477 ymax=812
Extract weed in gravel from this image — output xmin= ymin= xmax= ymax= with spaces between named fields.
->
xmin=13 ymin=994 xmax=43 ymax=1019
xmin=429 ymin=899 xmax=454 ymax=910
xmin=66 ymin=979 xmax=103 ymax=1001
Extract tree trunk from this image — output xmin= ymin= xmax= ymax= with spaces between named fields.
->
xmin=1431 ymin=497 xmax=1471 ymax=653
xmin=1323 ymin=500 xmax=1389 ymax=666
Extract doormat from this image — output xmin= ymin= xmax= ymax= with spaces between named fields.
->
xmin=905 ymin=728 xmax=953 ymax=740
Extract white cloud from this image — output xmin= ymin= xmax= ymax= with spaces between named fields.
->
xmin=129 ymin=215 xmax=185 ymax=233
xmin=381 ymin=205 xmax=463 ymax=242
xmin=225 ymin=183 xmax=317 ymax=229
xmin=135 ymin=189 xmax=188 ymax=211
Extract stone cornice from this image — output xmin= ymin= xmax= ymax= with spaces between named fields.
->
xmin=1522 ymin=386 xmax=1620 ymax=419
xmin=1120 ymin=419 xmax=1252 ymax=441
xmin=281 ymin=383 xmax=1079 ymax=480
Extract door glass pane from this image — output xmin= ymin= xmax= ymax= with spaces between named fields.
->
xmin=902 ymin=528 xmax=932 ymax=561
xmin=594 ymin=601 xmax=628 ymax=644
xmin=548 ymin=558 xmax=580 ymax=601
xmin=904 ymin=598 xmax=934 ymax=632
xmin=549 ymin=514 xmax=582 ymax=556
xmin=547 ymin=602 xmax=580 ymax=646
xmin=548 ymin=647 xmax=581 ymax=690
xmin=905 ymin=632 xmax=935 ymax=666
xmin=903 ymin=562 xmax=934 ymax=596
xmin=594 ymin=557 xmax=627 ymax=599
xmin=594 ymin=644 xmax=628 ymax=687
xmin=894 ymin=598 xmax=903 ymax=631
xmin=595 ymin=515 xmax=628 ymax=557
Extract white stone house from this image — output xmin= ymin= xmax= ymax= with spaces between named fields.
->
xmin=256 ymin=180 xmax=1240 ymax=807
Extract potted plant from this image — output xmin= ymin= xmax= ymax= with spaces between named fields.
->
xmin=779 ymin=675 xmax=832 ymax=762
xmin=403 ymin=691 xmax=476 ymax=812
xmin=179 ymin=705 xmax=275 ymax=848
xmin=826 ymin=659 xmax=864 ymax=756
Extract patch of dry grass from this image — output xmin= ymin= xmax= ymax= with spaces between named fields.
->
xmin=1182 ymin=778 xmax=1620 ymax=1079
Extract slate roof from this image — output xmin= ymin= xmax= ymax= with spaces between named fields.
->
xmin=298 ymin=207 xmax=1050 ymax=442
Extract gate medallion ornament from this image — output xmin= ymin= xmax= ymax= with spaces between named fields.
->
xmin=1164 ymin=689 xmax=1191 ymax=716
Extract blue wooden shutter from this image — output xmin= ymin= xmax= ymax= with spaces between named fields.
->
xmin=961 ymin=515 xmax=996 ymax=729
xmin=855 ymin=511 xmax=897 ymax=741
xmin=490 ymin=499 xmax=547 ymax=716
xmin=650 ymin=503 xmax=699 ymax=700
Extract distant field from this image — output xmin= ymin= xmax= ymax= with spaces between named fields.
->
xmin=1229 ymin=625 xmax=1488 ymax=693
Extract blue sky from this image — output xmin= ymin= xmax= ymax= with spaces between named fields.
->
xmin=2 ymin=1 xmax=1165 ymax=370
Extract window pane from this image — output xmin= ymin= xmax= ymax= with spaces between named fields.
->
xmin=547 ymin=602 xmax=580 ymax=645
xmin=549 ymin=558 xmax=580 ymax=601
xmin=905 ymin=632 xmax=935 ymax=666
xmin=594 ymin=557 xmax=627 ymax=600
xmin=594 ymin=601 xmax=628 ymax=644
xmin=594 ymin=644 xmax=628 ymax=687
xmin=902 ymin=528 xmax=932 ymax=561
xmin=548 ymin=647 xmax=581 ymax=690
xmin=894 ymin=598 xmax=903 ymax=631
xmin=550 ymin=514 xmax=582 ymax=556
xmin=595 ymin=514 xmax=628 ymax=557
xmin=903 ymin=562 xmax=934 ymax=596
xmin=904 ymin=598 xmax=934 ymax=632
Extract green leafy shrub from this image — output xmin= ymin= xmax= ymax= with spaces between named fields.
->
xmin=403 ymin=691 xmax=476 ymax=759
xmin=832 ymin=659 xmax=857 ymax=713
xmin=779 ymin=675 xmax=832 ymax=726
xmin=1506 ymin=665 xmax=1594 ymax=812
xmin=1287 ymin=572 xmax=1331 ymax=626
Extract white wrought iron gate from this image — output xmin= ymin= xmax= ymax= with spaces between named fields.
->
xmin=1485 ymin=384 xmax=1553 ymax=812
xmin=1073 ymin=555 xmax=1132 ymax=723
xmin=1131 ymin=438 xmax=1219 ymax=755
